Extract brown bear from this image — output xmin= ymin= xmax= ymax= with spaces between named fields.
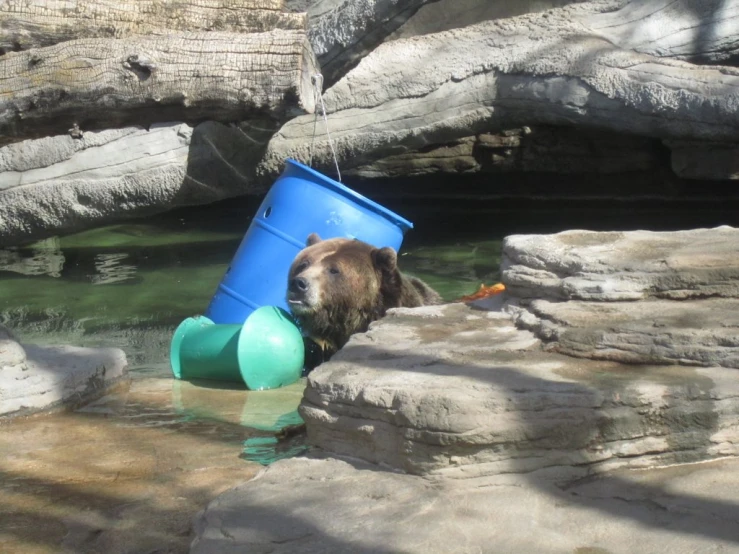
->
xmin=286 ymin=233 xmax=441 ymax=359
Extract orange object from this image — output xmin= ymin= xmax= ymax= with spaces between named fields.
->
xmin=458 ymin=283 xmax=506 ymax=302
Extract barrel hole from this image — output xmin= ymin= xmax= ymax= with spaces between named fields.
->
xmin=264 ymin=207 xmax=272 ymax=218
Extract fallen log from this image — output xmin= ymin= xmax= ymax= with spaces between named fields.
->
xmin=307 ymin=0 xmax=440 ymax=86
xmin=0 ymin=30 xmax=316 ymax=145
xmin=587 ymin=0 xmax=739 ymax=64
xmin=0 ymin=119 xmax=277 ymax=245
xmin=0 ymin=0 xmax=305 ymax=53
xmin=261 ymin=0 xmax=739 ymax=179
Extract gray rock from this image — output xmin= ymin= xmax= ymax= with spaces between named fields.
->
xmin=514 ymin=298 xmax=739 ymax=368
xmin=0 ymin=325 xmax=128 ymax=416
xmin=0 ymin=123 xmax=190 ymax=244
xmin=502 ymin=226 xmax=739 ymax=301
xmin=191 ymin=455 xmax=739 ymax=553
xmin=0 ymin=0 xmax=306 ymax=52
xmin=502 ymin=226 xmax=739 ymax=368
xmin=0 ymin=30 xmax=316 ymax=145
xmin=299 ymin=303 xmax=739 ymax=478
xmin=390 ymin=0 xmax=595 ymax=40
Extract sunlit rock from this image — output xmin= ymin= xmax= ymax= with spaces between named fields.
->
xmin=298 ymin=303 xmax=739 ymax=478
xmin=0 ymin=324 xmax=128 ymax=417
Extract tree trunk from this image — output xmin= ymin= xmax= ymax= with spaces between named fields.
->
xmin=0 ymin=0 xmax=306 ymax=53
xmin=307 ymin=0 xmax=440 ymax=86
xmin=586 ymin=0 xmax=739 ymax=65
xmin=0 ymin=30 xmax=317 ymax=145
xmin=0 ymin=119 xmax=281 ymax=245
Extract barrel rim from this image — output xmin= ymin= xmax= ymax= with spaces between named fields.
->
xmin=285 ymin=159 xmax=414 ymax=231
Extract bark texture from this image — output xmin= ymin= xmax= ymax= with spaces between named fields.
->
xmin=0 ymin=0 xmax=305 ymax=53
xmin=0 ymin=30 xmax=316 ymax=145
xmin=307 ymin=0 xmax=440 ymax=86
xmin=586 ymin=0 xmax=739 ymax=64
xmin=261 ymin=1 xmax=739 ymax=179
xmin=0 ymin=119 xmax=278 ymax=245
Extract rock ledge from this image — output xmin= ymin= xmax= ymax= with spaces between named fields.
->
xmin=0 ymin=326 xmax=128 ymax=417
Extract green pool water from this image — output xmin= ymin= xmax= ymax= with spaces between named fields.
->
xmin=3 ymin=193 xmax=736 ymax=470
xmin=0 ymin=201 xmax=503 ymax=353
xmin=0 ymin=199 xmax=503 ymax=468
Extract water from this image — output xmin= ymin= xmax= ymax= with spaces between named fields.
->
xmin=0 ymin=198 xmax=506 ymax=553
xmin=2 ymin=194 xmax=737 ymax=554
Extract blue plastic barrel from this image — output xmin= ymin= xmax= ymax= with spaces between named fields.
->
xmin=205 ymin=159 xmax=413 ymax=324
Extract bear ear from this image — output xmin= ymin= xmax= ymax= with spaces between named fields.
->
xmin=306 ymin=233 xmax=322 ymax=246
xmin=373 ymin=246 xmax=398 ymax=273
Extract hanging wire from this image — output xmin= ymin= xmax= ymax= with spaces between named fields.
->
xmin=308 ymin=74 xmax=342 ymax=183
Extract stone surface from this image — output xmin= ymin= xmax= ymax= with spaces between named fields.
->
xmin=390 ymin=0 xmax=590 ymax=40
xmin=1 ymin=0 xmax=305 ymax=53
xmin=0 ymin=325 xmax=128 ymax=416
xmin=502 ymin=226 xmax=739 ymax=369
xmin=0 ymin=120 xmax=275 ymax=245
xmin=298 ymin=303 xmax=739 ymax=479
xmin=513 ymin=298 xmax=739 ymax=368
xmin=502 ymin=226 xmax=739 ymax=301
xmin=587 ymin=0 xmax=739 ymax=64
xmin=191 ymin=455 xmax=739 ymax=553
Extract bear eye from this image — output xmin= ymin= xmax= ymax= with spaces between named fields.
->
xmin=296 ymin=261 xmax=309 ymax=272
xmin=329 ymin=266 xmax=341 ymax=275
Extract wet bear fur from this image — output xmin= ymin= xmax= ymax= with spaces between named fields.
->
xmin=287 ymin=233 xmax=441 ymax=358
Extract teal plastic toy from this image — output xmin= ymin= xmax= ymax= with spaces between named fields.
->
xmin=169 ymin=306 xmax=304 ymax=390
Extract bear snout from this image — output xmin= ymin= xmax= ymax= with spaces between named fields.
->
xmin=289 ymin=276 xmax=309 ymax=294
xmin=287 ymin=275 xmax=316 ymax=312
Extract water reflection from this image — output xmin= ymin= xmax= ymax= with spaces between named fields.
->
xmin=90 ymin=252 xmax=138 ymax=285
xmin=75 ymin=375 xmax=308 ymax=465
xmin=170 ymin=379 xmax=309 ymax=465
xmin=171 ymin=377 xmax=309 ymax=464
xmin=0 ymin=237 xmax=64 ymax=277
xmin=0 ymin=213 xmax=502 ymax=340
xmin=170 ymin=379 xmax=305 ymax=432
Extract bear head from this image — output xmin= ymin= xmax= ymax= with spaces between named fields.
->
xmin=286 ymin=233 xmax=402 ymax=353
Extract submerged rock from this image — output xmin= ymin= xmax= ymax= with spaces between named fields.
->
xmin=0 ymin=325 xmax=128 ymax=417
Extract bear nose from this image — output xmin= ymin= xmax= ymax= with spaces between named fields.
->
xmin=289 ymin=277 xmax=309 ymax=293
